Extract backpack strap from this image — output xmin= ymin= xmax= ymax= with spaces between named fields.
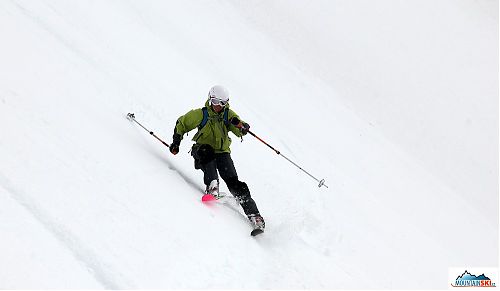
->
xmin=223 ymin=108 xmax=230 ymax=126
xmin=198 ymin=107 xmax=209 ymax=129
xmin=198 ymin=107 xmax=230 ymax=129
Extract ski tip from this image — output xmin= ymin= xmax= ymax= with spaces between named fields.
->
xmin=251 ymin=229 xmax=264 ymax=236
xmin=201 ymin=194 xmax=217 ymax=202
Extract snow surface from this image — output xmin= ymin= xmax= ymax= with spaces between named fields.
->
xmin=0 ymin=0 xmax=497 ymax=289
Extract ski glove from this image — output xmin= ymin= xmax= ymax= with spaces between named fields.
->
xmin=241 ymin=122 xmax=250 ymax=135
xmin=170 ymin=143 xmax=179 ymax=155
xmin=170 ymin=134 xmax=181 ymax=155
xmin=230 ymin=117 xmax=250 ymax=135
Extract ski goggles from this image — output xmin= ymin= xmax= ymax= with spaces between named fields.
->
xmin=210 ymin=97 xmax=228 ymax=107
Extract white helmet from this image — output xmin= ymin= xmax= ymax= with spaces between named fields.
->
xmin=208 ymin=85 xmax=230 ymax=103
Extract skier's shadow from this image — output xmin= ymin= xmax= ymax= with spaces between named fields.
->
xmin=126 ymin=116 xmax=204 ymax=196
xmin=141 ymin=143 xmax=204 ymax=195
xmin=160 ymin=154 xmax=203 ymax=194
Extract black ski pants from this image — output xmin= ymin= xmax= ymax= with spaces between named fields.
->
xmin=191 ymin=144 xmax=260 ymax=216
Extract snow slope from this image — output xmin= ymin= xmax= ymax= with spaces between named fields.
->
xmin=0 ymin=0 xmax=497 ymax=289
xmin=230 ymin=0 xmax=499 ymax=223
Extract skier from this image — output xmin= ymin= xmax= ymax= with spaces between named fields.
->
xmin=169 ymin=85 xmax=265 ymax=232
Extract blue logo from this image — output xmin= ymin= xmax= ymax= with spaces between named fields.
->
xmin=452 ymin=270 xmax=496 ymax=287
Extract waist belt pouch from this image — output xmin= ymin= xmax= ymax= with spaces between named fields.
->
xmin=191 ymin=144 xmax=215 ymax=168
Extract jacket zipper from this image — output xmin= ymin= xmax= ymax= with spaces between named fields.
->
xmin=218 ymin=117 xmax=226 ymax=151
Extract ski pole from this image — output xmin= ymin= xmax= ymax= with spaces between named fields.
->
xmin=126 ymin=113 xmax=170 ymax=148
xmin=232 ymin=118 xmax=328 ymax=188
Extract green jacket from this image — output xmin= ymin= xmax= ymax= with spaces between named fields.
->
xmin=174 ymin=100 xmax=245 ymax=153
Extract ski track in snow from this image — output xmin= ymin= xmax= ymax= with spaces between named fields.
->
xmin=0 ymin=172 xmax=131 ymax=289
xmin=10 ymin=0 xmax=104 ymax=74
